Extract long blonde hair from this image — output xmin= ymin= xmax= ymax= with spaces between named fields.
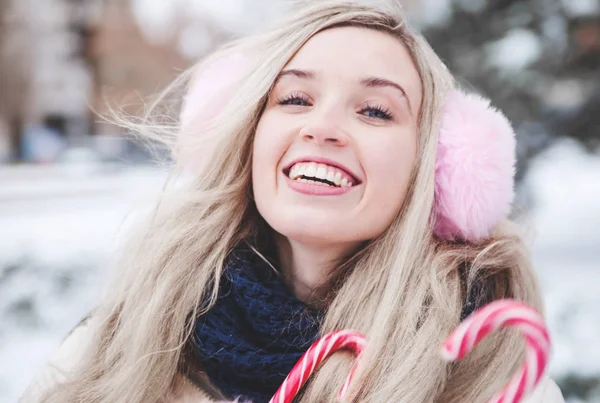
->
xmin=43 ymin=1 xmax=542 ymax=402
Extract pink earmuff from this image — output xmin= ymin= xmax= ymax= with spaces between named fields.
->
xmin=178 ymin=53 xmax=516 ymax=242
xmin=177 ymin=51 xmax=252 ymax=172
xmin=180 ymin=51 xmax=251 ymax=131
xmin=433 ymin=90 xmax=516 ymax=242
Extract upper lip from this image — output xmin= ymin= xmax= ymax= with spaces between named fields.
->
xmin=283 ymin=156 xmax=362 ymax=184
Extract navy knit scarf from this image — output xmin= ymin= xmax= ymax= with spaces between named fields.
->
xmin=193 ymin=248 xmax=324 ymax=403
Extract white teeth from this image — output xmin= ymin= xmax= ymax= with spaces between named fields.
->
xmin=315 ymin=165 xmax=327 ymax=180
xmin=333 ymin=172 xmax=342 ymax=186
xmin=289 ymin=164 xmax=303 ymax=180
xmin=294 ymin=176 xmax=333 ymax=187
xmin=298 ymin=178 xmax=333 ymax=187
xmin=326 ymin=170 xmax=335 ymax=182
xmin=288 ymin=161 xmax=355 ymax=188
xmin=297 ymin=165 xmax=306 ymax=177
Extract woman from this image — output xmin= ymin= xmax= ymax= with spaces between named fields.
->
xmin=21 ymin=1 xmax=565 ymax=402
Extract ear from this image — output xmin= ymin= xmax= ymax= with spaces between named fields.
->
xmin=433 ymin=90 xmax=517 ymax=242
xmin=176 ymin=50 xmax=253 ymax=171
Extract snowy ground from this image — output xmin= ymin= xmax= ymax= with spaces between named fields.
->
xmin=1 ymin=140 xmax=599 ymax=402
xmin=0 ymin=161 xmax=168 ymax=402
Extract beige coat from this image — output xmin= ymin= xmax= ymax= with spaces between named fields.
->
xmin=20 ymin=319 xmax=565 ymax=403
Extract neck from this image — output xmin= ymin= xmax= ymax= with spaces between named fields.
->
xmin=274 ymin=234 xmax=358 ymax=305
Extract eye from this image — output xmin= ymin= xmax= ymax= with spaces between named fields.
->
xmin=359 ymin=103 xmax=394 ymax=121
xmin=277 ymin=91 xmax=311 ymax=107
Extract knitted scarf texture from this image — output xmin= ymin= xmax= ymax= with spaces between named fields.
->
xmin=193 ymin=248 xmax=324 ymax=403
xmin=192 ymin=250 xmax=483 ymax=402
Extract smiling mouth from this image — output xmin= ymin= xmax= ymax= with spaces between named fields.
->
xmin=284 ymin=161 xmax=360 ymax=188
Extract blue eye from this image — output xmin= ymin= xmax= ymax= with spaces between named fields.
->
xmin=277 ymin=94 xmax=393 ymax=121
xmin=360 ymin=104 xmax=393 ymax=121
xmin=278 ymin=92 xmax=310 ymax=106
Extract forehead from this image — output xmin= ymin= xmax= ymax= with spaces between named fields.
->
xmin=284 ymin=26 xmax=422 ymax=106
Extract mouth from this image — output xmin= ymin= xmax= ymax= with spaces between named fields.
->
xmin=283 ymin=157 xmax=362 ymax=189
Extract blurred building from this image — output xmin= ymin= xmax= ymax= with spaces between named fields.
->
xmin=1 ymin=0 xmax=598 ymax=165
xmin=0 ymin=0 xmax=415 ymax=164
xmin=0 ymin=0 xmax=224 ymax=163
xmin=0 ymin=0 xmax=104 ymax=161
xmin=89 ymin=0 xmax=193 ymax=129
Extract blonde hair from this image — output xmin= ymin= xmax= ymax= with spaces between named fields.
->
xmin=43 ymin=1 xmax=542 ymax=402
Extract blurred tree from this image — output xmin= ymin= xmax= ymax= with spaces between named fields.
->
xmin=0 ymin=0 xmax=32 ymax=160
xmin=90 ymin=0 xmax=190 ymax=124
xmin=0 ymin=0 xmax=106 ymax=159
xmin=66 ymin=0 xmax=106 ymax=136
xmin=420 ymin=0 xmax=600 ymax=181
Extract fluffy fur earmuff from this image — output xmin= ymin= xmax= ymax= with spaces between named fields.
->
xmin=180 ymin=51 xmax=250 ymax=130
xmin=433 ymin=90 xmax=516 ymax=242
xmin=177 ymin=50 xmax=251 ymax=171
xmin=178 ymin=55 xmax=517 ymax=243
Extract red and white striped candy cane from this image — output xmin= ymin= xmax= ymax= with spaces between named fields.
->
xmin=441 ymin=299 xmax=551 ymax=403
xmin=270 ymin=330 xmax=366 ymax=403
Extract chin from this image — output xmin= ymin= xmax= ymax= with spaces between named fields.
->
xmin=269 ymin=213 xmax=362 ymax=245
xmin=281 ymin=227 xmax=346 ymax=245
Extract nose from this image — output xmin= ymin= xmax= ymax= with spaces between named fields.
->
xmin=299 ymin=120 xmax=349 ymax=147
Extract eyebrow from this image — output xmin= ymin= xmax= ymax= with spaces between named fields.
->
xmin=275 ymin=69 xmax=315 ymax=82
xmin=275 ymin=69 xmax=413 ymax=116
xmin=360 ymin=76 xmax=413 ymax=116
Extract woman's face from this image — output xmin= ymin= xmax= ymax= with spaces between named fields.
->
xmin=253 ymin=26 xmax=423 ymax=247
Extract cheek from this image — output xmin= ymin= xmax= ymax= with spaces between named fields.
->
xmin=252 ymin=123 xmax=271 ymax=196
xmin=361 ymin=132 xmax=418 ymax=225
xmin=372 ymin=137 xmax=417 ymax=185
xmin=253 ymin=112 xmax=293 ymax=161
xmin=252 ymin=115 xmax=291 ymax=199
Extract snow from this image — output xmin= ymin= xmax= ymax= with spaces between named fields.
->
xmin=178 ymin=24 xmax=214 ymax=60
xmin=526 ymin=139 xmax=600 ymax=379
xmin=130 ymin=0 xmax=179 ymax=43
xmin=408 ymin=0 xmax=453 ymax=28
xmin=543 ymin=79 xmax=587 ymax=110
xmin=0 ymin=163 xmax=167 ymax=402
xmin=1 ymin=141 xmax=599 ymax=401
xmin=541 ymin=14 xmax=569 ymax=52
xmin=561 ymin=0 xmax=600 ymax=17
xmin=486 ymin=28 xmax=543 ymax=71
xmin=130 ymin=0 xmax=288 ymax=48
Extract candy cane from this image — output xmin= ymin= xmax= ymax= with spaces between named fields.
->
xmin=441 ymin=299 xmax=551 ymax=403
xmin=270 ymin=330 xmax=366 ymax=403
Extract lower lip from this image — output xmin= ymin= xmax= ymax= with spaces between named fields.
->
xmin=284 ymin=175 xmax=354 ymax=196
